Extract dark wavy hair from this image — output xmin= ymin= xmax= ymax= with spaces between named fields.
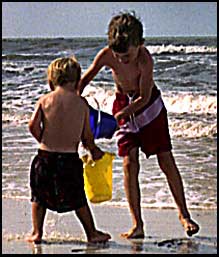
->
xmin=107 ymin=11 xmax=145 ymax=53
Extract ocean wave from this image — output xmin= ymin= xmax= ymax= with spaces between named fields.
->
xmin=2 ymin=45 xmax=217 ymax=62
xmin=2 ymin=53 xmax=59 ymax=61
xmin=2 ymin=66 xmax=35 ymax=75
xmin=163 ymin=93 xmax=217 ymax=114
xmin=169 ymin=120 xmax=217 ymax=138
xmin=147 ymin=45 xmax=217 ymax=55
xmin=2 ymin=85 xmax=216 ymax=139
xmin=83 ymin=85 xmax=217 ymax=115
xmin=2 ymin=113 xmax=30 ymax=124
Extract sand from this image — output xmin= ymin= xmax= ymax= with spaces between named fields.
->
xmin=2 ymin=198 xmax=217 ymax=254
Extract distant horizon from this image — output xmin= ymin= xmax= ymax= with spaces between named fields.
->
xmin=2 ymin=35 xmax=217 ymax=39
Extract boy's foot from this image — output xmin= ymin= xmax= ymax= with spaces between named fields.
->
xmin=179 ymin=216 xmax=199 ymax=237
xmin=25 ymin=233 xmax=42 ymax=244
xmin=88 ymin=230 xmax=111 ymax=243
xmin=121 ymin=226 xmax=144 ymax=239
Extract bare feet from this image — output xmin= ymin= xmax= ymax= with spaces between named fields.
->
xmin=25 ymin=232 xmax=42 ymax=244
xmin=88 ymin=230 xmax=111 ymax=243
xmin=179 ymin=216 xmax=199 ymax=237
xmin=121 ymin=226 xmax=144 ymax=239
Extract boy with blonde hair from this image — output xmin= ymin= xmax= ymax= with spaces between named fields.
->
xmin=78 ymin=12 xmax=199 ymax=238
xmin=26 ymin=56 xmax=111 ymax=244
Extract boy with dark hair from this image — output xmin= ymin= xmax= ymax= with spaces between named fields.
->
xmin=78 ymin=12 xmax=199 ymax=239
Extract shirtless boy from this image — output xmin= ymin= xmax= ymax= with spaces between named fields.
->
xmin=78 ymin=12 xmax=199 ymax=238
xmin=26 ymin=56 xmax=111 ymax=244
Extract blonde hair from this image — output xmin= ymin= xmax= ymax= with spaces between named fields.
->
xmin=47 ymin=56 xmax=81 ymax=87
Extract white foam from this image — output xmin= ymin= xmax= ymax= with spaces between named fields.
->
xmin=147 ymin=45 xmax=217 ymax=55
xmin=3 ymin=85 xmax=217 ymax=139
xmin=163 ymin=93 xmax=217 ymax=114
xmin=169 ymin=120 xmax=216 ymax=138
xmin=82 ymin=84 xmax=115 ymax=114
xmin=83 ymin=85 xmax=217 ymax=115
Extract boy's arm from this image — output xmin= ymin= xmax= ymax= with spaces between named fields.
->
xmin=29 ymin=100 xmax=43 ymax=142
xmin=78 ymin=48 xmax=108 ymax=95
xmin=81 ymin=105 xmax=104 ymax=160
xmin=132 ymin=49 xmax=154 ymax=111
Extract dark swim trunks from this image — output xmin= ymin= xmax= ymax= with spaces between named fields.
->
xmin=112 ymin=86 xmax=172 ymax=158
xmin=30 ymin=149 xmax=87 ymax=213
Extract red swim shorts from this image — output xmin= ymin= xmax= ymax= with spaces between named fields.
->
xmin=112 ymin=90 xmax=172 ymax=158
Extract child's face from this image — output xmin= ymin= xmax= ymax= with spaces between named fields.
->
xmin=112 ymin=46 xmax=140 ymax=64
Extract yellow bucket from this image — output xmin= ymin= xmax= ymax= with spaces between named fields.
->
xmin=82 ymin=152 xmax=115 ymax=203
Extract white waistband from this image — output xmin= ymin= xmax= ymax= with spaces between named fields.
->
xmin=116 ymin=95 xmax=164 ymax=137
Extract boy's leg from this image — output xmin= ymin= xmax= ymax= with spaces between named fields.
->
xmin=26 ymin=202 xmax=46 ymax=243
xmin=75 ymin=204 xmax=111 ymax=243
xmin=157 ymin=151 xmax=199 ymax=236
xmin=121 ymin=147 xmax=144 ymax=239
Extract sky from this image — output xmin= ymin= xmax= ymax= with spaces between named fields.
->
xmin=2 ymin=2 xmax=217 ymax=38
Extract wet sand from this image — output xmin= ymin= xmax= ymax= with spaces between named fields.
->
xmin=2 ymin=198 xmax=217 ymax=254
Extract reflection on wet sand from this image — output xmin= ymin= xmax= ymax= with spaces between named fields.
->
xmin=30 ymin=236 xmax=217 ymax=254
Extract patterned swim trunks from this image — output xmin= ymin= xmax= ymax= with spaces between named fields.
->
xmin=30 ymin=149 xmax=87 ymax=213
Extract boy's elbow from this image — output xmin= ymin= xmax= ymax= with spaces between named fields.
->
xmin=28 ymin=120 xmax=34 ymax=134
xmin=28 ymin=122 xmax=36 ymax=138
xmin=78 ymin=80 xmax=86 ymax=95
xmin=28 ymin=119 xmax=38 ymax=133
xmin=28 ymin=120 xmax=40 ymax=140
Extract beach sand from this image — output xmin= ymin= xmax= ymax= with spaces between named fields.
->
xmin=2 ymin=198 xmax=217 ymax=254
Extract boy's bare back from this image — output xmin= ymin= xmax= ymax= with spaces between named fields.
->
xmin=38 ymin=87 xmax=90 ymax=152
xmin=29 ymin=56 xmax=95 ymax=154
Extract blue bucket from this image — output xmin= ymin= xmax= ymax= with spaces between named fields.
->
xmin=89 ymin=99 xmax=117 ymax=139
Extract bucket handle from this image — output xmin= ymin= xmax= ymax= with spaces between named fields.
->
xmin=84 ymin=95 xmax=101 ymax=124
xmin=84 ymin=95 xmax=101 ymax=138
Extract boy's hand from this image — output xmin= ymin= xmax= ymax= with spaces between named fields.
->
xmin=114 ymin=111 xmax=129 ymax=124
xmin=90 ymin=146 xmax=104 ymax=161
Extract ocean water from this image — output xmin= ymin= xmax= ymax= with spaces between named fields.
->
xmin=2 ymin=37 xmax=217 ymax=210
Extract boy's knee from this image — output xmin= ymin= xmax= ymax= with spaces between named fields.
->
xmin=123 ymin=156 xmax=131 ymax=170
xmin=157 ymin=151 xmax=178 ymax=176
xmin=123 ymin=150 xmax=139 ymax=175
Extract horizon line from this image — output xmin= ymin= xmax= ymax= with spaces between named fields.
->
xmin=2 ymin=34 xmax=217 ymax=39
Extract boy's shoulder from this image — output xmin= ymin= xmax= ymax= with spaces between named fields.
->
xmin=38 ymin=91 xmax=54 ymax=102
xmin=96 ymin=46 xmax=111 ymax=57
xmin=92 ymin=46 xmax=113 ymax=67
xmin=37 ymin=92 xmax=89 ymax=112
xmin=36 ymin=90 xmax=60 ymax=108
xmin=138 ymin=46 xmax=153 ymax=66
xmin=139 ymin=45 xmax=152 ymax=58
xmin=99 ymin=46 xmax=110 ymax=53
